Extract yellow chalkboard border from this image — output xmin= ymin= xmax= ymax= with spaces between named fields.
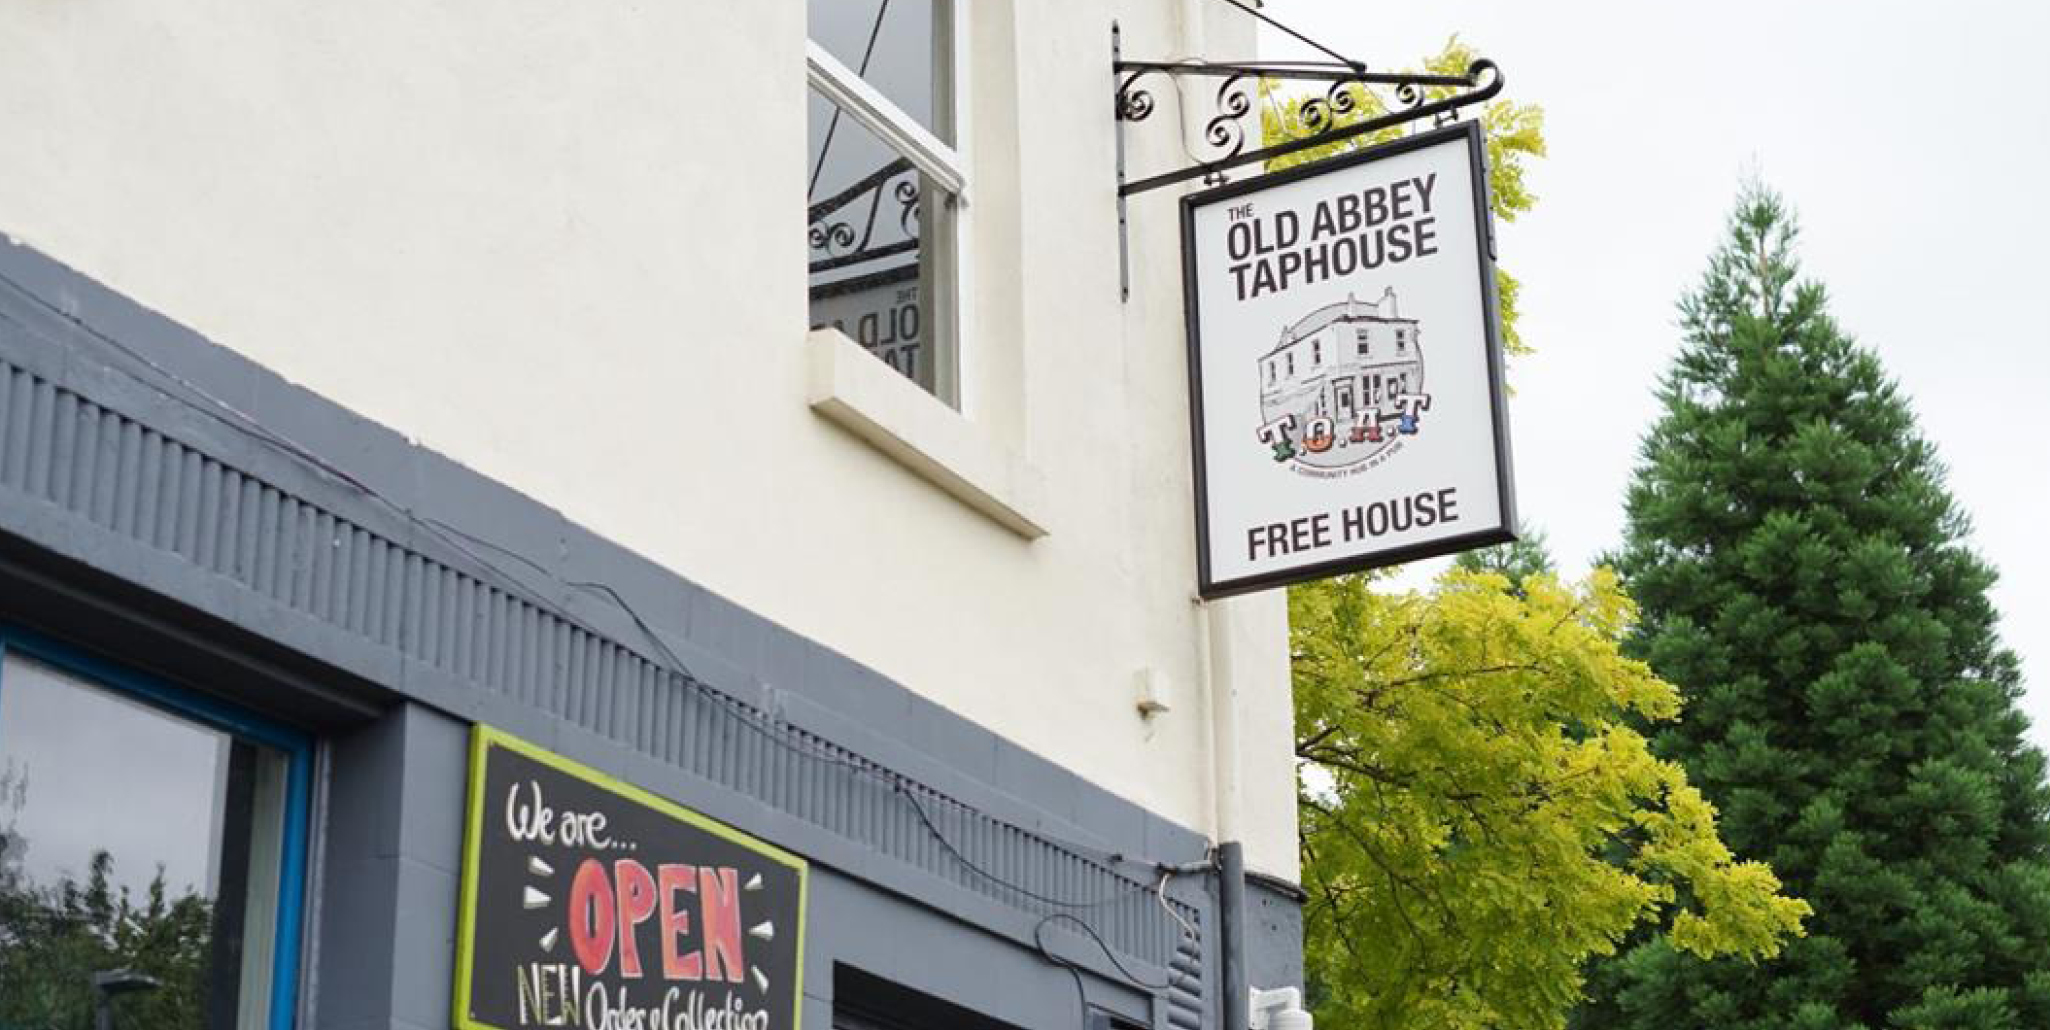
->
xmin=452 ymin=724 xmax=810 ymax=1030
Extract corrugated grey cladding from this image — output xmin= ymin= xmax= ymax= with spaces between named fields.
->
xmin=0 ymin=343 xmax=1203 ymax=987
xmin=1169 ymin=933 xmax=1206 ymax=1030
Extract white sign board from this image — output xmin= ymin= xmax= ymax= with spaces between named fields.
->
xmin=1182 ymin=121 xmax=1516 ymax=598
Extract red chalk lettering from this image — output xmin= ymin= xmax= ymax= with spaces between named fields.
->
xmin=698 ymin=867 xmax=746 ymax=984
xmin=569 ymin=858 xmax=616 ymax=976
xmin=658 ymin=864 xmax=703 ymax=980
xmin=613 ymin=860 xmax=657 ymax=978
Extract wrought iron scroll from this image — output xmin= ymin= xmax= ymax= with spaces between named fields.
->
xmin=809 ymin=156 xmax=921 ymax=276
xmin=1112 ymin=41 xmax=1504 ymax=197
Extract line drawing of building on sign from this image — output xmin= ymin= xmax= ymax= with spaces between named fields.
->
xmin=1256 ymin=286 xmax=1428 ymax=470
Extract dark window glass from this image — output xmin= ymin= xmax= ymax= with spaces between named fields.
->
xmin=807 ymin=104 xmax=945 ymax=393
xmin=0 ymin=653 xmax=289 ymax=1030
xmin=835 ymin=966 xmax=1027 ymax=1030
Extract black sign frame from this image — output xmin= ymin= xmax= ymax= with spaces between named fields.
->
xmin=1180 ymin=119 xmax=1519 ymax=598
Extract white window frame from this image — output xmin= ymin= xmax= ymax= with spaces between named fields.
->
xmin=803 ymin=4 xmax=1046 ymax=540
xmin=805 ymin=41 xmax=965 ymax=199
xmin=805 ymin=4 xmax=974 ymax=411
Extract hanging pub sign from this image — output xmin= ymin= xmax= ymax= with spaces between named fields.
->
xmin=455 ymin=726 xmax=808 ymax=1030
xmin=1181 ymin=120 xmax=1517 ymax=598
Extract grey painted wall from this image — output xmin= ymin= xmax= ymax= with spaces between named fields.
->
xmin=1243 ymin=876 xmax=1307 ymax=995
xmin=0 ymin=236 xmax=1301 ymax=1030
xmin=314 ymin=703 xmax=466 ymax=1030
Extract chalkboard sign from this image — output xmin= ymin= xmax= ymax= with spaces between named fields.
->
xmin=455 ymin=726 xmax=808 ymax=1030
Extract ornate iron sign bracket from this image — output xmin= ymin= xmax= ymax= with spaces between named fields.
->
xmin=1110 ymin=22 xmax=1504 ymax=298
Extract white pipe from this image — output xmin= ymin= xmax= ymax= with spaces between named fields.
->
xmin=1182 ymin=0 xmax=1242 ymax=855
xmin=1177 ymin=0 xmax=1211 ymax=168
xmin=1179 ymin=0 xmax=1206 ymax=56
xmin=1198 ymin=597 xmax=1243 ymax=846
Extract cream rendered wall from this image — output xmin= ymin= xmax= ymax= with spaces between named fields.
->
xmin=0 ymin=0 xmax=1298 ymax=880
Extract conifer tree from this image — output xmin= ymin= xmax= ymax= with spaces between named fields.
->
xmin=1582 ymin=186 xmax=2050 ymax=1029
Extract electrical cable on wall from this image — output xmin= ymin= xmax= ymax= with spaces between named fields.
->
xmin=808 ymin=0 xmax=895 ymax=199
xmin=1034 ymin=909 xmax=1192 ymax=1030
xmin=423 ymin=519 xmax=1197 ymax=913
xmin=443 ymin=497 xmax=1186 ymax=914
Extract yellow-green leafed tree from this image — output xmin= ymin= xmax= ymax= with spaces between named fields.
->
xmin=1293 ymin=564 xmax=1811 ymax=1030
xmin=1269 ymin=41 xmax=1806 ymax=1027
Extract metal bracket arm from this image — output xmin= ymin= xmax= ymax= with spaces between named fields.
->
xmin=1111 ymin=50 xmax=1504 ymax=197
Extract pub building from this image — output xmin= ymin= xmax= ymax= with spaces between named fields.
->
xmin=0 ymin=2 xmax=1308 ymax=1030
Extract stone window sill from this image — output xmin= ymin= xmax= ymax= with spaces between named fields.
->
xmin=806 ymin=328 xmax=1049 ymax=540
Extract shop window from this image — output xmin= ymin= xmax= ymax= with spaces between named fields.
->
xmin=835 ymin=965 xmax=1027 ymax=1030
xmin=807 ymin=0 xmax=965 ymax=405
xmin=0 ymin=634 xmax=310 ymax=1030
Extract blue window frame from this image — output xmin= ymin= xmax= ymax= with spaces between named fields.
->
xmin=0 ymin=625 xmax=311 ymax=1030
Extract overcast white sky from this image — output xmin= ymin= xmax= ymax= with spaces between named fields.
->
xmin=1 ymin=653 xmax=224 ymax=898
xmin=1256 ymin=1 xmax=2050 ymax=751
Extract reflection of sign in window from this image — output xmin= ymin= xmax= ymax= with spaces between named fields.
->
xmin=455 ymin=727 xmax=808 ymax=1030
xmin=805 ymin=0 xmax=963 ymax=405
xmin=810 ymin=266 xmax=922 ymax=382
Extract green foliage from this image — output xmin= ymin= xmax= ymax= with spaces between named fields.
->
xmin=1273 ymin=43 xmax=1800 ymax=1028
xmin=1260 ymin=39 xmax=1545 ymax=355
xmin=1293 ymin=566 xmax=1808 ymax=1030
xmin=1581 ymin=185 xmax=2050 ymax=1029
xmin=0 ymin=835 xmax=216 ymax=1030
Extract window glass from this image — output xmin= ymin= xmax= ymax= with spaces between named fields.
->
xmin=807 ymin=0 xmax=959 ymax=404
xmin=807 ymin=91 xmax=954 ymax=398
xmin=807 ymin=0 xmax=952 ymax=143
xmin=0 ymin=652 xmax=288 ymax=1030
